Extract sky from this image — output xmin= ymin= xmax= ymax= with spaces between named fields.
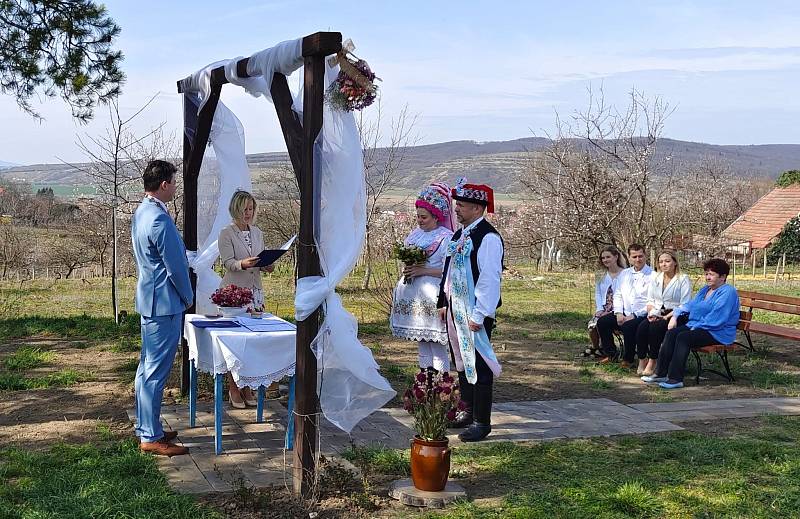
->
xmin=2 ymin=0 xmax=800 ymax=165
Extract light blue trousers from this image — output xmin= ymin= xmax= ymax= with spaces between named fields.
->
xmin=135 ymin=313 xmax=181 ymax=443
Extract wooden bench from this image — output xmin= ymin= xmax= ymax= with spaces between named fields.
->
xmin=690 ymin=310 xmax=751 ymax=383
xmin=737 ymin=290 xmax=800 ymax=351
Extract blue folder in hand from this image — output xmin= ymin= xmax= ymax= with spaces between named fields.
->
xmin=190 ymin=320 xmax=241 ymax=329
xmin=255 ymin=234 xmax=297 ymax=267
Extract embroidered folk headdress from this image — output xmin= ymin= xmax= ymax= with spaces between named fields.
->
xmin=451 ymin=177 xmax=494 ymax=213
xmin=415 ymin=182 xmax=454 ymax=230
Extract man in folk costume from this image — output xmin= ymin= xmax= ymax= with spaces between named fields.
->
xmin=437 ymin=178 xmax=503 ymax=442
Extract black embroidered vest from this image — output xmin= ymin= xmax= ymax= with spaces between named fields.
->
xmin=437 ymin=218 xmax=504 ymax=310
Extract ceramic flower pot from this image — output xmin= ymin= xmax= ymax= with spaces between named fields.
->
xmin=218 ymin=306 xmax=247 ymax=318
xmin=410 ymin=436 xmax=450 ymax=492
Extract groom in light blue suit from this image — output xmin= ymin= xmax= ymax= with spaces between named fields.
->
xmin=132 ymin=160 xmax=193 ymax=456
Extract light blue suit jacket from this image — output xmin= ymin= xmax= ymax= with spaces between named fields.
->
xmin=132 ymin=197 xmax=193 ymax=317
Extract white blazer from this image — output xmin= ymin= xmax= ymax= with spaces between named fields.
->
xmin=646 ymin=272 xmax=692 ymax=317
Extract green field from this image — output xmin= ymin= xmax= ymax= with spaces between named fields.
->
xmin=28 ymin=183 xmax=99 ymax=198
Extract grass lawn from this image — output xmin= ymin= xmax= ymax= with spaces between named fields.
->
xmin=2 ymin=417 xmax=799 ymax=518
xmin=340 ymin=416 xmax=800 ymax=518
xmin=0 ymin=438 xmax=221 ymax=519
xmin=2 ymin=266 xmax=800 ymax=517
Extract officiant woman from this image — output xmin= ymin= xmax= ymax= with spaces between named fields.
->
xmin=218 ymin=189 xmax=275 ymax=408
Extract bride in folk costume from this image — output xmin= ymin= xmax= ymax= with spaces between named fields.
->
xmin=390 ymin=183 xmax=455 ymax=374
xmin=437 ymin=178 xmax=503 ymax=442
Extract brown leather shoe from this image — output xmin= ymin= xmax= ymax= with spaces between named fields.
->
xmin=138 ymin=430 xmax=178 ymax=442
xmin=620 ymin=361 xmax=633 ymax=369
xmin=139 ymin=438 xmax=189 ymax=457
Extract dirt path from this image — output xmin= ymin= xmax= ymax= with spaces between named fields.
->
xmin=371 ymin=331 xmax=800 ymax=405
xmin=0 ymin=338 xmax=142 ymax=448
xmin=2 ymin=326 xmax=798 ymax=451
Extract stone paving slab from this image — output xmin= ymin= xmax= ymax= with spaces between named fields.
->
xmin=128 ymin=396 xmax=800 ymax=494
xmin=630 ymin=397 xmax=800 ymax=421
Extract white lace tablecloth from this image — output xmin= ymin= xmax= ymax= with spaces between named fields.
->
xmin=183 ymin=313 xmax=296 ymax=389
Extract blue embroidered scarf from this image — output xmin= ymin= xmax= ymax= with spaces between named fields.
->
xmin=447 ymin=221 xmax=499 ymax=384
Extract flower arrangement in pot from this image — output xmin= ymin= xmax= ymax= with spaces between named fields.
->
xmin=403 ymin=370 xmax=461 ymax=492
xmin=210 ymin=285 xmax=253 ymax=317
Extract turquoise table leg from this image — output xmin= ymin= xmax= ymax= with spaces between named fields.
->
xmin=285 ymin=375 xmax=295 ymax=451
xmin=189 ymin=359 xmax=197 ymax=428
xmin=256 ymin=385 xmax=265 ymax=423
xmin=214 ymin=373 xmax=223 ymax=455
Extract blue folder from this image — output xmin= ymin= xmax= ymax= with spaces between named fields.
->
xmin=190 ymin=320 xmax=241 ymax=329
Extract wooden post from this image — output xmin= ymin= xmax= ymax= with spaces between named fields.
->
xmin=763 ymin=250 xmax=768 ymax=278
xmin=293 ymin=31 xmax=342 ymax=498
xmin=782 ymin=252 xmax=788 ymax=280
xmin=177 ymin=83 xmax=221 ymax=394
xmin=731 ymin=252 xmax=736 ymax=286
xmin=752 ymin=250 xmax=756 ymax=277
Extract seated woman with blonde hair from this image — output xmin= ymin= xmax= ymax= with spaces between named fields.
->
xmin=635 ymin=250 xmax=692 ymax=376
xmin=218 ymin=190 xmax=275 ymax=408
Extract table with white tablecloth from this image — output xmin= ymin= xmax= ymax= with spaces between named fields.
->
xmin=183 ymin=313 xmax=297 ymax=454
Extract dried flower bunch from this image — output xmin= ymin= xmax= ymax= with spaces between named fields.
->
xmin=210 ymin=285 xmax=253 ymax=308
xmin=326 ymin=58 xmax=378 ymax=112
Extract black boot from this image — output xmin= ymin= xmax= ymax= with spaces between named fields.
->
xmin=458 ymin=383 xmax=492 ymax=442
xmin=449 ymin=371 xmax=473 ymax=429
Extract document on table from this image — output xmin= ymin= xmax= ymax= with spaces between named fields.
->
xmin=190 ymin=320 xmax=241 ymax=329
xmin=236 ymin=316 xmax=297 ymax=333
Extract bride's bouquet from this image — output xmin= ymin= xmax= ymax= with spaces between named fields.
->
xmin=393 ymin=243 xmax=428 ymax=284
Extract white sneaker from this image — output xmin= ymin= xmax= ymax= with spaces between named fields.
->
xmin=641 ymin=375 xmax=668 ymax=384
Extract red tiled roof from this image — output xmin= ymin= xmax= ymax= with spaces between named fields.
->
xmin=723 ymin=184 xmax=800 ymax=249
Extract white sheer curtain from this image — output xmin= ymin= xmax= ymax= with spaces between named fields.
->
xmin=293 ymin=63 xmax=396 ymax=432
xmin=182 ymin=41 xmax=394 ymax=432
xmin=189 ymin=99 xmax=252 ymax=315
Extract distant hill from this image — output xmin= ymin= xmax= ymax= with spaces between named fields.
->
xmin=2 ymin=137 xmax=799 ymax=196
xmin=0 ymin=160 xmax=17 ymax=170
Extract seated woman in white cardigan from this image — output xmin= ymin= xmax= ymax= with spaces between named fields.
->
xmin=582 ymin=246 xmax=626 ymax=359
xmin=218 ymin=190 xmax=274 ymax=408
xmin=634 ymin=251 xmax=692 ymax=376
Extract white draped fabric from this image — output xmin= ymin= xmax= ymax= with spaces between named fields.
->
xmin=187 ymin=97 xmax=252 ymax=315
xmin=181 ymin=40 xmax=395 ymax=432
xmin=293 ymin=64 xmax=396 ymax=432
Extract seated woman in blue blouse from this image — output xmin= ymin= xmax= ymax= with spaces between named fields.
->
xmin=641 ymin=258 xmax=740 ymax=389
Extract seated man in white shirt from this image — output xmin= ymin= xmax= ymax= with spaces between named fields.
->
xmin=595 ymin=244 xmax=654 ymax=366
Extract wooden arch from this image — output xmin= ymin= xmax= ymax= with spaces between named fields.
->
xmin=176 ymin=31 xmax=342 ymax=496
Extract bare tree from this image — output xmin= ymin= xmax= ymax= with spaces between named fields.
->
xmin=0 ymin=221 xmax=26 ymax=279
xmin=79 ymin=205 xmax=113 ymax=276
xmin=47 ymin=231 xmax=96 ymax=279
xmin=520 ymin=87 xmax=674 ymax=264
xmin=358 ymin=101 xmax=419 ymax=290
xmin=65 ymin=95 xmax=174 ymax=321
xmin=254 ymin=164 xmax=300 ymax=240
